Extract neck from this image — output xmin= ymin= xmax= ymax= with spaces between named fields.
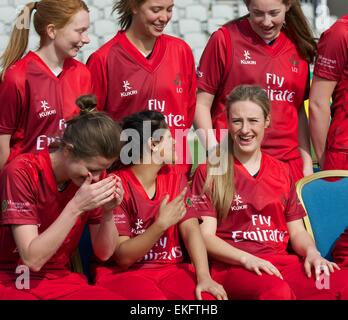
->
xmin=36 ymin=45 xmax=65 ymax=74
xmin=234 ymin=149 xmax=262 ymax=176
xmin=131 ymin=164 xmax=162 ymax=190
xmin=50 ymin=150 xmax=69 ymax=185
xmin=126 ymin=26 xmax=157 ymax=56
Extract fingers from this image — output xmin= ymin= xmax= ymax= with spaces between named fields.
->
xmin=304 ymin=260 xmax=312 ymax=278
xmin=195 ymin=288 xmax=202 ymax=301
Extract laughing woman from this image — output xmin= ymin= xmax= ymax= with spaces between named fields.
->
xmin=192 ymin=85 xmax=348 ymax=300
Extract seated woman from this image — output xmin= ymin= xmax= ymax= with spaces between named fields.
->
xmin=0 ymin=95 xmax=125 ymax=300
xmin=191 ymin=85 xmax=348 ymax=300
xmin=94 ymin=110 xmax=227 ymax=300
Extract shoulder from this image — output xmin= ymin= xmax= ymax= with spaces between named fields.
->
xmin=161 ymin=34 xmax=193 ymax=54
xmin=320 ymin=16 xmax=348 ymax=43
xmin=1 ymin=154 xmax=39 ymax=184
xmin=1 ymin=57 xmax=29 ymax=88
xmin=263 ymin=153 xmax=291 ymax=180
xmin=88 ymin=35 xmax=118 ymax=61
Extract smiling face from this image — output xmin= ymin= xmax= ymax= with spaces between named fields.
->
xmin=228 ymin=100 xmax=270 ymax=159
xmin=131 ymin=0 xmax=174 ymax=39
xmin=53 ymin=9 xmax=90 ymax=59
xmin=246 ymin=0 xmax=289 ymax=42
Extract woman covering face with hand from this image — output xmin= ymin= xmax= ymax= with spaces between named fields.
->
xmin=0 ymin=95 xmax=125 ymax=300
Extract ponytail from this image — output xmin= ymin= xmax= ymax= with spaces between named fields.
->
xmin=0 ymin=2 xmax=36 ymax=80
xmin=284 ymin=0 xmax=317 ymax=63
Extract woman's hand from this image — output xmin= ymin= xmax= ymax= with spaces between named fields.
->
xmin=195 ymin=276 xmax=228 ymax=300
xmin=155 ymin=187 xmax=187 ymax=231
xmin=103 ymin=174 xmax=124 ymax=212
xmin=240 ymin=254 xmax=283 ymax=279
xmin=68 ymin=173 xmax=117 ymax=215
xmin=304 ymin=249 xmax=340 ymax=280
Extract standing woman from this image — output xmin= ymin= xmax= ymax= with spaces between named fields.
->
xmin=194 ymin=0 xmax=316 ymax=181
xmin=87 ymin=0 xmax=196 ymax=176
xmin=0 ymin=0 xmax=92 ymax=170
xmin=309 ymin=15 xmax=348 ymax=170
xmin=0 ymin=95 xmax=125 ymax=300
xmin=192 ymin=85 xmax=348 ymax=300
xmin=94 ymin=111 xmax=227 ymax=300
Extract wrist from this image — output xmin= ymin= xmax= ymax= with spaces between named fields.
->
xmin=66 ymin=200 xmax=83 ymax=217
xmin=306 ymin=247 xmax=321 ymax=257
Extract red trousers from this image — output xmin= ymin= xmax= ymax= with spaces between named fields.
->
xmin=0 ymin=271 xmax=124 ymax=300
xmin=333 ymin=229 xmax=348 ymax=267
xmin=323 ymin=150 xmax=348 ymax=170
xmin=95 ymin=263 xmax=215 ymax=300
xmin=211 ymin=255 xmax=348 ymax=300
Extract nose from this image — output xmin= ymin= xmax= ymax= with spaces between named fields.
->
xmin=240 ymin=121 xmax=251 ymax=133
xmin=262 ymin=14 xmax=273 ymax=27
xmin=91 ymin=172 xmax=100 ymax=182
xmin=82 ymin=32 xmax=90 ymax=44
xmin=158 ymin=11 xmax=171 ymax=23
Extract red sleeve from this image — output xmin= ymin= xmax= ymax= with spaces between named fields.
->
xmin=179 ymin=175 xmax=200 ymax=223
xmin=314 ymin=22 xmax=348 ymax=81
xmin=0 ymin=160 xmax=39 ymax=225
xmin=113 ymin=198 xmax=132 ymax=237
xmin=86 ymin=51 xmax=108 ymax=111
xmin=284 ymin=180 xmax=306 ymax=223
xmin=196 ymin=28 xmax=227 ymax=95
xmin=191 ymin=165 xmax=218 ymax=218
xmin=0 ymin=70 xmax=23 ymax=135
xmin=186 ymin=44 xmax=197 ymax=128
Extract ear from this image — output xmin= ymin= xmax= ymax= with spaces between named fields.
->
xmin=46 ymin=23 xmax=57 ymax=41
xmin=62 ymin=143 xmax=74 ymax=157
xmin=265 ymin=115 xmax=271 ymax=128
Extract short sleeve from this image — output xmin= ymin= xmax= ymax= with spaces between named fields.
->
xmin=191 ymin=165 xmax=218 ymax=218
xmin=0 ymin=71 xmax=23 ymax=135
xmin=196 ymin=28 xmax=227 ymax=95
xmin=314 ymin=22 xmax=348 ymax=81
xmin=86 ymin=52 xmax=108 ymax=111
xmin=284 ymin=180 xmax=306 ymax=223
xmin=113 ymin=198 xmax=132 ymax=237
xmin=0 ymin=161 xmax=39 ymax=225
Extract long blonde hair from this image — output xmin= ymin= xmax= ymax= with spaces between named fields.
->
xmin=0 ymin=0 xmax=89 ymax=80
xmin=203 ymin=85 xmax=271 ymax=221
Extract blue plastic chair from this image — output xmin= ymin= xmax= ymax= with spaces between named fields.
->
xmin=296 ymin=170 xmax=348 ymax=260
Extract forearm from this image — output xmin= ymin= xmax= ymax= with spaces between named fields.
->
xmin=298 ymin=106 xmax=313 ymax=174
xmin=204 ymin=234 xmax=252 ymax=266
xmin=193 ymin=92 xmax=217 ymax=150
xmin=309 ymin=101 xmax=331 ymax=167
xmin=180 ymin=220 xmax=211 ymax=279
xmin=114 ymin=222 xmax=165 ymax=269
xmin=16 ymin=202 xmax=80 ymax=271
xmin=91 ymin=210 xmax=119 ymax=261
xmin=290 ymin=230 xmax=319 ymax=258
